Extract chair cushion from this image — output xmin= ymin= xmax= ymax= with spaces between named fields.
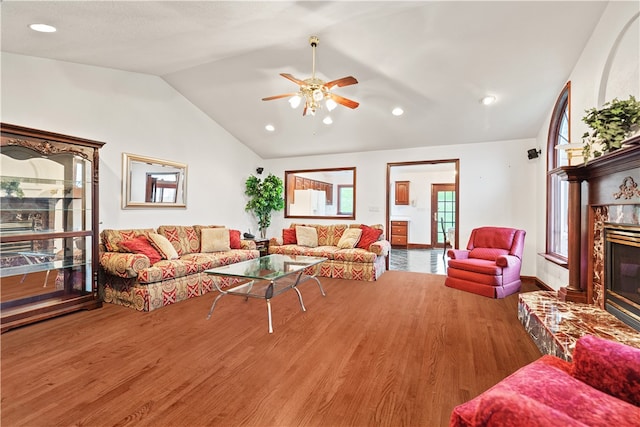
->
xmin=469 ymin=247 xmax=509 ymax=261
xmin=448 ymin=258 xmax=502 ymax=276
xmin=471 ymin=227 xmax=516 ymax=251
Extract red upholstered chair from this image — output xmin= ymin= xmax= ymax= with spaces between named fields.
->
xmin=445 ymin=227 xmax=526 ymax=298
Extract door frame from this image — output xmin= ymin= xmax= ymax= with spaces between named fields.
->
xmin=386 ymin=159 xmax=459 ymax=249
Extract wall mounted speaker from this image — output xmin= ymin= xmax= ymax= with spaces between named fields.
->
xmin=527 ymin=148 xmax=542 ymax=160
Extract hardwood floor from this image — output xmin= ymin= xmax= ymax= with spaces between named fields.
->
xmin=1 ymin=271 xmax=542 ymax=427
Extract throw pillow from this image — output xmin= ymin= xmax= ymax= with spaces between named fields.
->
xmin=119 ymin=235 xmax=162 ymax=265
xmin=283 ymin=228 xmax=297 ymax=245
xmin=229 ymin=229 xmax=242 ymax=249
xmin=296 ymin=226 xmax=318 ymax=248
xmin=201 ymin=227 xmax=231 ymax=252
xmin=148 ymin=233 xmax=179 ymax=260
xmin=357 ymin=225 xmax=383 ymax=250
xmin=337 ymin=228 xmax=362 ymax=249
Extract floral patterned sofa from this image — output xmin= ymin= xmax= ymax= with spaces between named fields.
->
xmin=268 ymin=223 xmax=391 ymax=281
xmin=99 ymin=225 xmax=259 ymax=312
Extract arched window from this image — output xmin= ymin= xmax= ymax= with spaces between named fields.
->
xmin=546 ymin=82 xmax=571 ymax=261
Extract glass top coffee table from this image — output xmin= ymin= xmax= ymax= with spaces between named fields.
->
xmin=204 ymin=254 xmax=327 ymax=333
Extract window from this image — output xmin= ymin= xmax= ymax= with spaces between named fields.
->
xmin=546 ymin=82 xmax=571 ymax=261
xmin=337 ymin=185 xmax=353 ymax=215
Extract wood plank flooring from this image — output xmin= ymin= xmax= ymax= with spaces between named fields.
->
xmin=1 ymin=271 xmax=542 ymax=427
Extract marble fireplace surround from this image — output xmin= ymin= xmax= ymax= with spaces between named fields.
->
xmin=559 ymin=140 xmax=640 ymax=327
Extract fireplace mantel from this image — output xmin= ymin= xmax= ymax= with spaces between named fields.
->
xmin=557 ymin=136 xmax=640 ymax=307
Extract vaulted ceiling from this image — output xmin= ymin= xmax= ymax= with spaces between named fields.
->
xmin=1 ymin=1 xmax=608 ymax=158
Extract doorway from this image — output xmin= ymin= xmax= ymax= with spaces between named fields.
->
xmin=386 ymin=160 xmax=459 ymax=251
xmin=431 ymin=183 xmax=456 ymax=249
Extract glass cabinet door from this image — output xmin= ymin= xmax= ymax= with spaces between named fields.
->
xmin=1 ymin=123 xmax=104 ymax=332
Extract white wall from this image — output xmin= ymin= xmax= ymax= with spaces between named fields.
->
xmin=534 ymin=2 xmax=640 ymax=290
xmin=265 ymin=137 xmax=539 ymax=276
xmin=1 ymin=53 xmax=262 ymax=232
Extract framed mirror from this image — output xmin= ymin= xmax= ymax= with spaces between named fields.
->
xmin=122 ymin=153 xmax=187 ymax=208
xmin=284 ymin=167 xmax=356 ymax=220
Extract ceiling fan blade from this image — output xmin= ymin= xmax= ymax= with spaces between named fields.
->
xmin=262 ymin=93 xmax=298 ymax=101
xmin=280 ymin=73 xmax=306 ymax=86
xmin=325 ymin=76 xmax=358 ymax=89
xmin=329 ymin=93 xmax=359 ymax=109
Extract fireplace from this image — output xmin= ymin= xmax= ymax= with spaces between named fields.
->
xmin=605 ymin=224 xmax=640 ymax=331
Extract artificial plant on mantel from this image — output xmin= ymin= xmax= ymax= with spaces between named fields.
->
xmin=244 ymin=172 xmax=284 ymax=239
xmin=582 ymin=95 xmax=640 ymax=160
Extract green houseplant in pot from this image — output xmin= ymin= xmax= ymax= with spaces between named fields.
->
xmin=244 ymin=173 xmax=284 ymax=239
xmin=582 ymin=95 xmax=640 ymax=160
xmin=1 ymin=179 xmax=24 ymax=197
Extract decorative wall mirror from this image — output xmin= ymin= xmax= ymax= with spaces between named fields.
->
xmin=284 ymin=167 xmax=356 ymax=220
xmin=122 ymin=153 xmax=187 ymax=208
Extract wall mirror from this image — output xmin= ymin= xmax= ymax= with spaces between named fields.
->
xmin=122 ymin=153 xmax=187 ymax=208
xmin=284 ymin=167 xmax=356 ymax=220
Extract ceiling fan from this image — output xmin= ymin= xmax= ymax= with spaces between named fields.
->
xmin=262 ymin=36 xmax=359 ymax=116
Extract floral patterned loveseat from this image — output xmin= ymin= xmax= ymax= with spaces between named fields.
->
xmin=268 ymin=223 xmax=391 ymax=281
xmin=99 ymin=225 xmax=259 ymax=312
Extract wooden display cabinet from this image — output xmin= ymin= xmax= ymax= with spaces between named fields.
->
xmin=0 ymin=123 xmax=105 ymax=333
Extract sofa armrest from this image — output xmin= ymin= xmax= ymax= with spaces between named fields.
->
xmin=448 ymin=249 xmax=470 ymax=260
xmin=470 ymin=390 xmax=584 ymax=427
xmin=369 ymin=240 xmax=391 ymax=256
xmin=571 ymin=334 xmax=640 ymax=406
xmin=496 ymin=254 xmax=520 ymax=268
xmin=100 ymin=252 xmax=150 ymax=279
xmin=240 ymin=239 xmax=257 ymax=250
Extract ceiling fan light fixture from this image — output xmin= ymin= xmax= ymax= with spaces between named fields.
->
xmin=312 ymin=89 xmax=324 ymax=102
xmin=289 ymin=94 xmax=302 ymax=109
xmin=481 ymin=95 xmax=497 ymax=105
xmin=262 ymin=36 xmax=359 ymax=117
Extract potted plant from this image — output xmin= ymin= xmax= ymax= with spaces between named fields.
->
xmin=582 ymin=95 xmax=640 ymax=160
xmin=1 ymin=179 xmax=24 ymax=197
xmin=244 ymin=173 xmax=284 ymax=239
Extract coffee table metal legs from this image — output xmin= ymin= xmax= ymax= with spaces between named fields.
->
xmin=207 ymin=274 xmax=326 ymax=333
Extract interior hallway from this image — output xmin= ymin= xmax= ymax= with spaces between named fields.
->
xmin=389 ymin=248 xmax=448 ymax=275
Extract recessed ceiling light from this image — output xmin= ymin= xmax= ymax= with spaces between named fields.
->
xmin=265 ymin=124 xmax=275 ymax=132
xmin=392 ymin=107 xmax=404 ymax=116
xmin=323 ymin=116 xmax=333 ymax=125
xmin=481 ymin=95 xmax=497 ymax=105
xmin=29 ymin=23 xmax=57 ymax=33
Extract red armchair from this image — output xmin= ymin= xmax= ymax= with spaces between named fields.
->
xmin=445 ymin=226 xmax=525 ymax=298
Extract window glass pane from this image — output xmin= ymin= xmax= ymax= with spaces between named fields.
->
xmin=338 ymin=186 xmax=353 ymax=215
xmin=547 ymin=83 xmax=570 ymax=260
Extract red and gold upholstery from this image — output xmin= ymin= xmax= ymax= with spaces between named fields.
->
xmin=99 ymin=227 xmax=259 ymax=312
xmin=268 ymin=223 xmax=390 ymax=281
